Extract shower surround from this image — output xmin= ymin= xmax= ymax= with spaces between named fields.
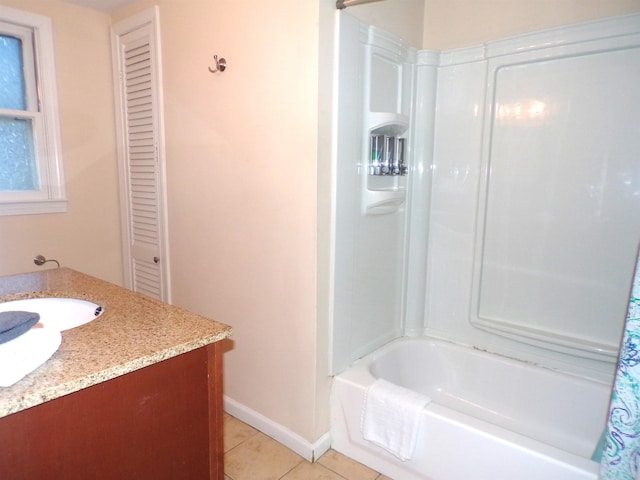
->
xmin=330 ymin=11 xmax=640 ymax=480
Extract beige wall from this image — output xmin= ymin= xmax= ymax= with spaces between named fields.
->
xmin=0 ymin=0 xmax=123 ymax=284
xmin=345 ymin=0 xmax=425 ymax=47
xmin=423 ymin=0 xmax=640 ymax=50
xmin=337 ymin=0 xmax=640 ymax=50
xmin=115 ymin=0 xmax=326 ymax=442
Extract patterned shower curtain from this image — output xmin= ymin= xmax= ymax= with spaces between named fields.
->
xmin=600 ymin=248 xmax=640 ymax=480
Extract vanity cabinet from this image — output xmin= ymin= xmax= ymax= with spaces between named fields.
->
xmin=0 ymin=342 xmax=224 ymax=480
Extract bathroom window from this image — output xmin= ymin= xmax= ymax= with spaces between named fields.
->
xmin=0 ymin=6 xmax=65 ymax=215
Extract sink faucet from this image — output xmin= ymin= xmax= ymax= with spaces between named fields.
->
xmin=34 ymin=254 xmax=60 ymax=268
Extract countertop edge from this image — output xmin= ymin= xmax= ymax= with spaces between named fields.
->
xmin=4 ymin=332 xmax=230 ymax=417
xmin=0 ymin=268 xmax=232 ymax=418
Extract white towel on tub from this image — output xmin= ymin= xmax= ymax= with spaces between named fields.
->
xmin=0 ymin=326 xmax=62 ymax=387
xmin=361 ymin=378 xmax=431 ymax=461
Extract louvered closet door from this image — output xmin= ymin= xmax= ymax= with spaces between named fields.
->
xmin=112 ymin=8 xmax=170 ymax=302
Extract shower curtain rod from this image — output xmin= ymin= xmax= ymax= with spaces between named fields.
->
xmin=336 ymin=0 xmax=385 ymax=10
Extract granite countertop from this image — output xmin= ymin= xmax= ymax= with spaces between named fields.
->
xmin=0 ymin=268 xmax=232 ymax=419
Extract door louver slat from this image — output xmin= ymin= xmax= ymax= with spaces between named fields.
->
xmin=120 ymin=31 xmax=163 ymax=300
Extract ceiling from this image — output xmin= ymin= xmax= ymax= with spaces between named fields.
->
xmin=62 ymin=0 xmax=138 ymax=13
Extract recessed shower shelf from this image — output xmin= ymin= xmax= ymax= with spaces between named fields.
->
xmin=364 ymin=112 xmax=409 ymax=215
xmin=369 ymin=112 xmax=409 ymax=136
xmin=363 ymin=188 xmax=406 ymax=215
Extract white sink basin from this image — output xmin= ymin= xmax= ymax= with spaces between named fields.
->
xmin=0 ymin=298 xmax=104 ymax=331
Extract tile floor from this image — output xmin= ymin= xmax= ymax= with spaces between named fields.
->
xmin=224 ymin=413 xmax=392 ymax=480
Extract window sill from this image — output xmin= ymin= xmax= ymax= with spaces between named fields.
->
xmin=0 ymin=200 xmax=68 ymax=216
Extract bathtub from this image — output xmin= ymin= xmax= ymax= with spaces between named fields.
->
xmin=330 ymin=337 xmax=611 ymax=480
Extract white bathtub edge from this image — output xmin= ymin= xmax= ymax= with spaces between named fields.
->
xmin=224 ymin=395 xmax=332 ymax=462
xmin=330 ymin=336 xmax=603 ymax=480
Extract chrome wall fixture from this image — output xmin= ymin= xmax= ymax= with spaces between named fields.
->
xmin=208 ymin=55 xmax=227 ymax=73
xmin=33 ymin=254 xmax=60 ymax=268
xmin=336 ymin=0 xmax=386 ymax=9
xmin=369 ymin=135 xmax=408 ymax=176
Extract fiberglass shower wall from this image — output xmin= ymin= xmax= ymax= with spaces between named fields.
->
xmin=332 ymin=12 xmax=640 ymax=381
xmin=331 ymin=13 xmax=422 ymax=374
xmin=423 ymin=14 xmax=640 ymax=381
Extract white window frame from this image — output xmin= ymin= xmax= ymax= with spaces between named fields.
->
xmin=0 ymin=6 xmax=65 ymax=215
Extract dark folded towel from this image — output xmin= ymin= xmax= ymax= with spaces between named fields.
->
xmin=0 ymin=311 xmax=40 ymax=344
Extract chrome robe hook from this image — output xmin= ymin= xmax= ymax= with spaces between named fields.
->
xmin=208 ymin=55 xmax=227 ymax=73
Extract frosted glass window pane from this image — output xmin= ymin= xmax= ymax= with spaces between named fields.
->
xmin=0 ymin=34 xmax=26 ymax=110
xmin=0 ymin=10 xmax=65 ymax=214
xmin=0 ymin=117 xmax=38 ymax=190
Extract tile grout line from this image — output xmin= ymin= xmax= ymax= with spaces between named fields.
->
xmin=224 ymin=414 xmax=385 ymax=480
xmin=225 ymin=428 xmax=260 ymax=455
xmin=315 ymin=459 xmax=357 ymax=480
xmin=277 ymin=458 xmax=305 ymax=480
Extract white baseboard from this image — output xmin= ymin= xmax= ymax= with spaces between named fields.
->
xmin=223 ymin=395 xmax=332 ymax=462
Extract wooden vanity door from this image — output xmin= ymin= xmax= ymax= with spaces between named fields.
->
xmin=0 ymin=343 xmax=224 ymax=480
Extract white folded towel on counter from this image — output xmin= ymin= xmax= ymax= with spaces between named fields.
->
xmin=0 ymin=326 xmax=62 ymax=387
xmin=361 ymin=378 xmax=431 ymax=461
